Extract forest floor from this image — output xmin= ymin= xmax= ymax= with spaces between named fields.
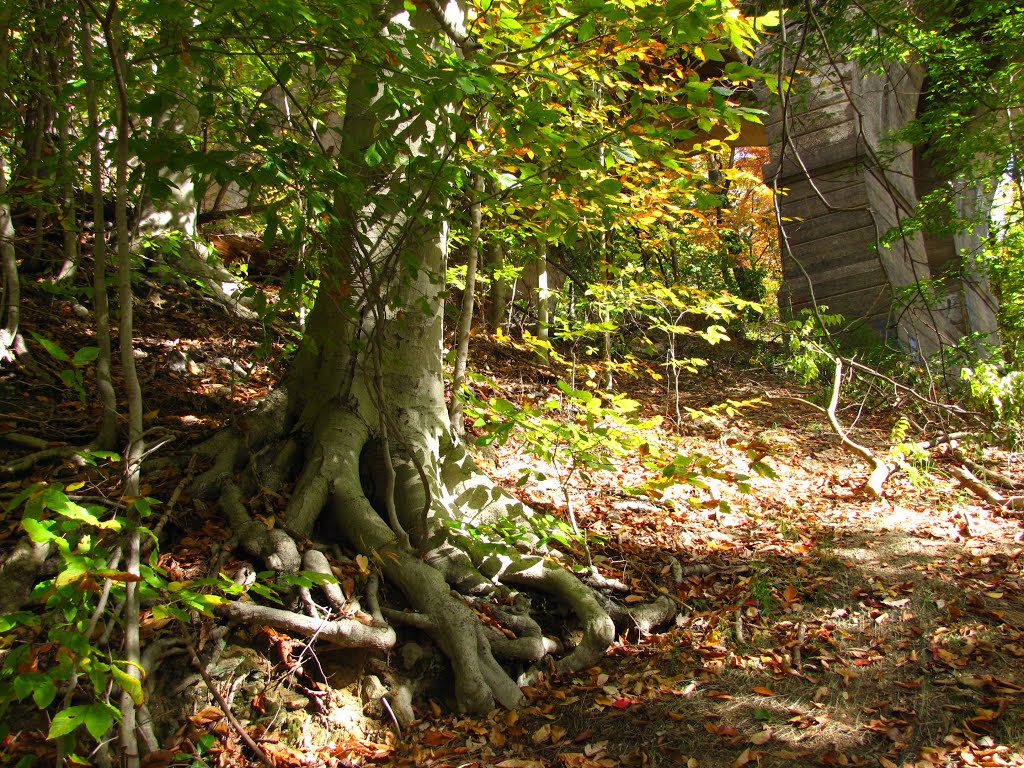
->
xmin=3 ymin=276 xmax=1024 ymax=768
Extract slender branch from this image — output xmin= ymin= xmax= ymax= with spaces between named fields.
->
xmin=825 ymin=357 xmax=891 ymax=497
xmin=181 ymin=627 xmax=276 ymax=768
xmin=448 ymin=172 xmax=484 ymax=438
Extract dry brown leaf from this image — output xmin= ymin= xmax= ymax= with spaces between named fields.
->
xmin=750 ymin=729 xmax=772 ymax=746
xmin=422 ymin=729 xmax=456 ymax=746
xmin=188 ymin=706 xmax=224 ymax=725
xmin=559 ymin=754 xmax=604 ymax=768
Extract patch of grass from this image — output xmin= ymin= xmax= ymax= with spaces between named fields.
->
xmin=749 ymin=569 xmax=776 ymax=617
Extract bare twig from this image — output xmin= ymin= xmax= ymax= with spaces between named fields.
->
xmin=181 ymin=627 xmax=276 ymax=768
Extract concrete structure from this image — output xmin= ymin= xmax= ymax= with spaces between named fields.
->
xmin=762 ymin=60 xmax=1001 ymax=356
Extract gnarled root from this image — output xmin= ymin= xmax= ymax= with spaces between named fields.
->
xmin=190 ymin=387 xmax=291 ymax=500
xmin=218 ymin=601 xmax=397 ymax=651
xmin=192 ymin=396 xmax=676 ymax=716
xmin=326 ymin=428 xmax=526 ymax=713
xmin=492 ymin=555 xmax=615 ymax=673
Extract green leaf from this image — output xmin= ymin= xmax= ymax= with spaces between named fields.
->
xmin=6 ymin=483 xmax=41 ymax=513
xmin=263 ymin=207 xmax=279 ymax=247
xmin=577 ymin=16 xmax=595 ymax=42
xmin=152 ymin=603 xmax=190 ymax=622
xmin=33 ymin=677 xmax=58 ymax=709
xmin=85 ymin=702 xmax=118 ymax=740
xmin=23 ymin=518 xmax=61 ymax=546
xmin=610 ymin=144 xmax=637 ymax=164
xmin=14 ymin=673 xmax=40 ymax=701
xmin=31 ymin=333 xmax=69 ymax=362
xmin=184 ymin=593 xmax=228 ymax=615
xmin=48 ymin=703 xmax=117 ymax=740
xmin=71 ymin=347 xmax=100 ymax=366
xmin=133 ymin=497 xmax=154 ymax=517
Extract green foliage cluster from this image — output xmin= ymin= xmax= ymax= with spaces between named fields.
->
xmin=1 ymin=479 xmax=152 ymax=759
xmin=961 ymin=362 xmax=1024 ymax=449
xmin=776 ymin=307 xmax=844 ymax=386
xmin=30 ymin=334 xmax=100 ymax=404
xmin=0 ymin=475 xmax=341 ymax=761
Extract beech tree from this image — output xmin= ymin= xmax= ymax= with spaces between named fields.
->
xmin=189 ymin=0 xmax=769 ymax=714
xmin=0 ymin=0 xmax=772 ymax=748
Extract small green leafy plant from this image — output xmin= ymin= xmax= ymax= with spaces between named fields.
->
xmin=961 ymin=362 xmax=1024 ymax=449
xmin=31 ymin=333 xmax=100 ymax=403
xmin=781 ymin=307 xmax=845 ymax=385
xmin=1 ymin=481 xmax=140 ymax=759
xmin=0 ymin=478 xmax=255 ymax=762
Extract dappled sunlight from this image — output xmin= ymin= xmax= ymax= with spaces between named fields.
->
xmin=453 ymin=336 xmax=1024 ymax=767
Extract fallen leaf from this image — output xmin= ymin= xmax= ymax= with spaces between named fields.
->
xmin=188 ymin=706 xmax=224 ymax=725
xmin=560 ymin=754 xmax=604 ymax=768
xmin=750 ymin=729 xmax=772 ymax=745
xmin=752 ymin=686 xmax=774 ymax=696
xmin=422 ymin=729 xmax=456 ymax=746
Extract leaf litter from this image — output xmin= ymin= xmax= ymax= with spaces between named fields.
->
xmin=2 ymin=287 xmax=1024 ymax=768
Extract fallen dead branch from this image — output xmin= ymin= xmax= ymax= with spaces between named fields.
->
xmin=946 ymin=463 xmax=1024 ymax=512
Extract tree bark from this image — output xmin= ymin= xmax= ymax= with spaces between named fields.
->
xmin=79 ymin=3 xmax=118 ymax=449
xmin=485 ymin=239 xmax=508 ymax=332
xmin=0 ymin=6 xmax=26 ymax=364
xmin=99 ymin=5 xmax=145 ymax=763
xmin=535 ymin=236 xmax=550 ymax=358
xmin=0 ymin=154 xmax=23 ymax=365
xmin=449 ymin=172 xmax=484 ymax=438
xmin=188 ymin=0 xmax=668 ymax=716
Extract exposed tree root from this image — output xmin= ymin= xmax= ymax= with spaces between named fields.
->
xmin=600 ymin=593 xmax=677 ymax=635
xmin=0 ymin=538 xmax=52 ymax=614
xmin=0 ymin=438 xmax=84 ymax=478
xmin=186 ymin=384 xmax=676 ymax=716
xmin=218 ymin=602 xmax=397 ymax=650
xmin=949 ymin=446 xmax=1024 ymax=491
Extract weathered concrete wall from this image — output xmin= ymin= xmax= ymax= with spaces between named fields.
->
xmin=764 ymin=59 xmax=1001 ymax=357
